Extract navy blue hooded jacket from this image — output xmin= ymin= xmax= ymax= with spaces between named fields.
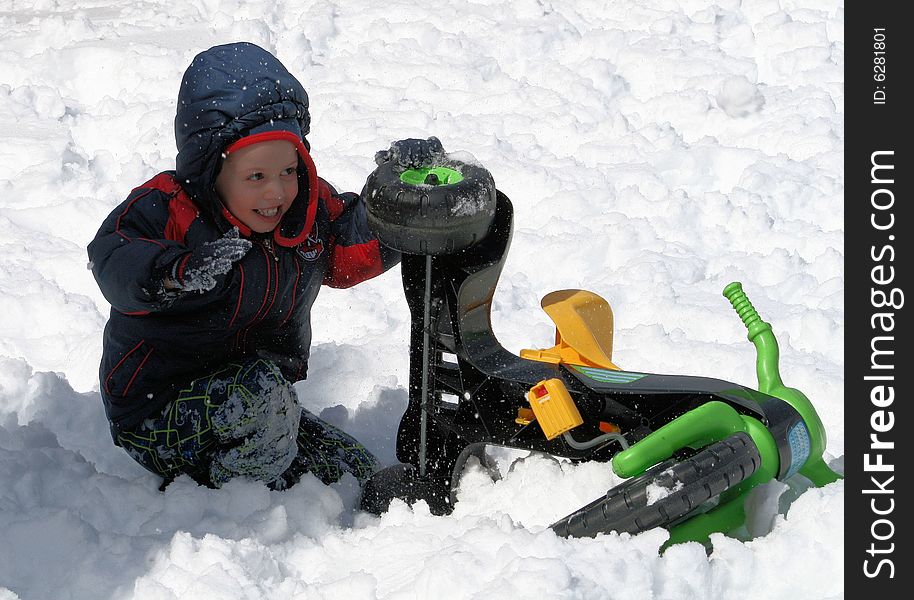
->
xmin=88 ymin=43 xmax=399 ymax=432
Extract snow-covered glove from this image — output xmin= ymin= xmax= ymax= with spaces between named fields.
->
xmin=170 ymin=228 xmax=252 ymax=293
xmin=374 ymin=136 xmax=446 ymax=168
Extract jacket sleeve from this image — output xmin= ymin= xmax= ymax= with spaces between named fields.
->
xmin=321 ymin=181 xmax=401 ymax=289
xmin=87 ymin=185 xmax=229 ymax=314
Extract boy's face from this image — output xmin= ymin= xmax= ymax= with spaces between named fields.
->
xmin=215 ymin=139 xmax=299 ymax=233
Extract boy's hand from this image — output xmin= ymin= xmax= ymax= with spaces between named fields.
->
xmin=169 ymin=228 xmax=252 ymax=293
xmin=375 ymin=136 xmax=446 ymax=168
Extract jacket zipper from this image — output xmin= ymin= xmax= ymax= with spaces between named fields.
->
xmin=262 ymin=236 xmax=279 ymax=262
xmin=236 ymin=240 xmax=281 ymax=350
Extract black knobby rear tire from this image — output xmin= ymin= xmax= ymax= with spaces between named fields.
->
xmin=551 ymin=432 xmax=761 ymax=538
xmin=362 ymin=159 xmax=497 ymax=255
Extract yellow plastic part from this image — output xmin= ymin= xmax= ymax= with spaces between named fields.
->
xmin=520 ymin=289 xmax=620 ymax=370
xmin=526 ymin=379 xmax=584 ymax=440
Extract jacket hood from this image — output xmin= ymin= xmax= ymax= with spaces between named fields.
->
xmin=174 ymin=42 xmax=317 ymax=245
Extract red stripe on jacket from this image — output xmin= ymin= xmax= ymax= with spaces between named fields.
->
xmin=323 ymin=187 xmax=346 ymax=221
xmin=164 ymin=193 xmax=199 ymax=243
xmin=323 ymin=239 xmax=384 ymax=288
xmin=123 ymin=172 xmax=199 ymax=244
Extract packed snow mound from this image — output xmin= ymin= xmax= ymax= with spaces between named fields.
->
xmin=1 ymin=0 xmax=843 ymax=598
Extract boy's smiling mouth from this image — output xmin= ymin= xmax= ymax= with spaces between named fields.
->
xmin=254 ymin=207 xmax=281 ymax=218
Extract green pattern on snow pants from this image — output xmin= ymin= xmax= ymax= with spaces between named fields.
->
xmin=116 ymin=358 xmax=379 ymax=488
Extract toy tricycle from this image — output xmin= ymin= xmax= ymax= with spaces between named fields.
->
xmin=357 ymin=155 xmax=841 ymax=545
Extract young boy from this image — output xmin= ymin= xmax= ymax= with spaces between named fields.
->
xmin=88 ymin=42 xmax=443 ymax=489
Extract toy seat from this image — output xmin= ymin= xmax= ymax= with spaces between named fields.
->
xmin=521 ymin=289 xmax=620 ymax=370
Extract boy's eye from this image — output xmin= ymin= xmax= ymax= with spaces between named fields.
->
xmin=281 ymin=167 xmax=297 ymax=176
xmin=247 ymin=172 xmax=264 ymax=181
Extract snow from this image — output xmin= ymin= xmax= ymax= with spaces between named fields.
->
xmin=0 ymin=0 xmax=843 ymax=598
xmin=645 ymin=468 xmax=683 ymax=506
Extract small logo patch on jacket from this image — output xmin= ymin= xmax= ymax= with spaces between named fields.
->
xmin=297 ymin=225 xmax=324 ymax=261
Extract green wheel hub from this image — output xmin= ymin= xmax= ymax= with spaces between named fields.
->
xmin=400 ymin=166 xmax=464 ymax=186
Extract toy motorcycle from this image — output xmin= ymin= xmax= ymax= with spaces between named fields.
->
xmin=357 ymin=155 xmax=841 ymax=545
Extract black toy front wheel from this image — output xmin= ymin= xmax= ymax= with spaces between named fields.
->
xmin=362 ymin=157 xmax=497 ymax=255
xmin=360 ymin=444 xmax=500 ymax=516
xmin=550 ymin=432 xmax=761 ymax=538
xmin=359 ymin=463 xmax=454 ymax=516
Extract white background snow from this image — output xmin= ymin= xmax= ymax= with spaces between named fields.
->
xmin=0 ymin=1 xmax=844 ymax=598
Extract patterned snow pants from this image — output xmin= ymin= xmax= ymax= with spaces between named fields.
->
xmin=116 ymin=358 xmax=379 ymax=489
